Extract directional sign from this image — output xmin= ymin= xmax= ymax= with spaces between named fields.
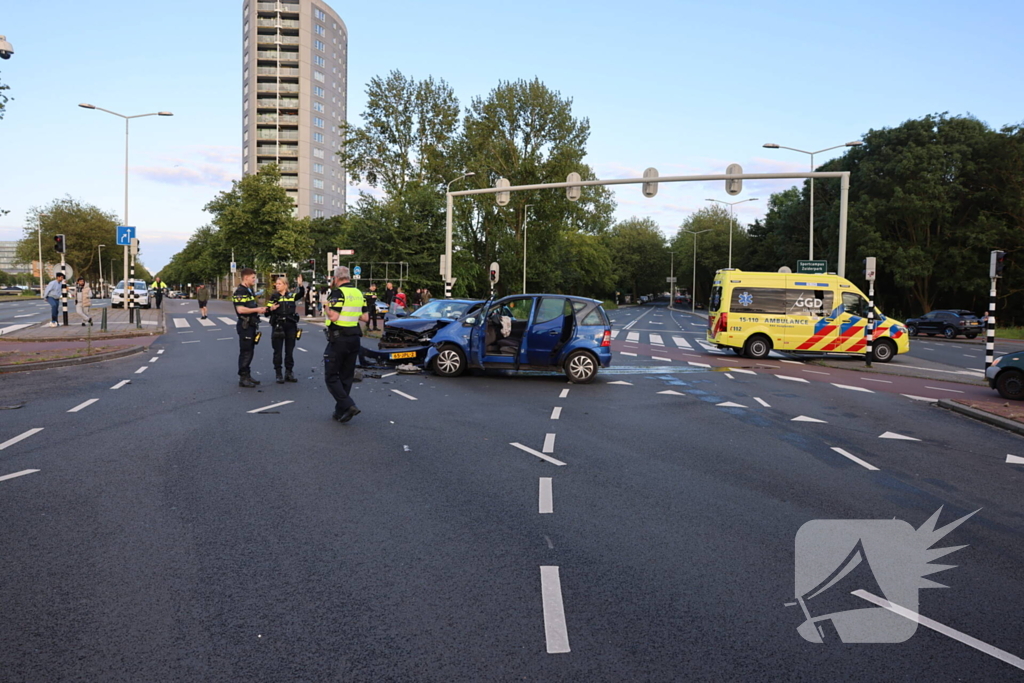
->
xmin=666 ymin=276 xmax=677 ymax=283
xmin=797 ymin=260 xmax=828 ymax=275
xmin=353 ymin=265 xmax=362 ymax=276
xmin=116 ymin=226 xmax=136 ymax=246
xmin=338 ymin=249 xmax=355 ymax=256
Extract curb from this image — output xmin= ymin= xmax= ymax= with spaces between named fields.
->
xmin=0 ymin=344 xmax=146 ymax=374
xmin=937 ymin=399 xmax=1024 ymax=437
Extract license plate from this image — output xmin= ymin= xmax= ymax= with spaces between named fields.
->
xmin=390 ymin=351 xmax=417 ymax=360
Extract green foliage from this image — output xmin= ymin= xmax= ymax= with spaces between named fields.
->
xmin=671 ymin=205 xmax=746 ymax=302
xmin=606 ymin=217 xmax=669 ymax=299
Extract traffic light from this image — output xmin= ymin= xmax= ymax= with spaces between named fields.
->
xmin=53 ymin=234 xmax=65 ymax=254
xmin=307 ymin=259 xmax=315 ymax=269
xmin=991 ymin=250 xmax=1007 ymax=278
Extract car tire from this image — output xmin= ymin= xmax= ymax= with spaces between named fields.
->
xmin=907 ymin=324 xmax=918 ymax=336
xmin=433 ymin=345 xmax=466 ymax=378
xmin=731 ymin=347 xmax=744 ymax=356
xmin=943 ymin=326 xmax=957 ymax=339
xmin=966 ymin=333 xmax=978 ymax=339
xmin=872 ymin=338 xmax=896 ymax=363
xmin=996 ymin=369 xmax=1024 ymax=401
xmin=743 ymin=335 xmax=772 ymax=360
xmin=564 ymin=350 xmax=598 ymax=384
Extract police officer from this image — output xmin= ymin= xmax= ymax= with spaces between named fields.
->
xmin=324 ymin=266 xmax=368 ymax=423
xmin=265 ymin=276 xmax=300 ymax=384
xmin=233 ymin=268 xmax=267 ymax=388
xmin=365 ymin=283 xmax=379 ymax=331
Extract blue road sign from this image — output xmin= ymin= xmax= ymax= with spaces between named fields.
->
xmin=353 ymin=265 xmax=362 ymax=276
xmin=116 ymin=226 xmax=136 ymax=246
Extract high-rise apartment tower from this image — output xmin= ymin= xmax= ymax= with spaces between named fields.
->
xmin=242 ymin=0 xmax=347 ymax=218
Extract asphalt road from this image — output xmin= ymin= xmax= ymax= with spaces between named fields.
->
xmin=1 ymin=299 xmax=1022 ymax=681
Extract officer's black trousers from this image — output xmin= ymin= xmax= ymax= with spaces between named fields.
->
xmin=272 ymin=322 xmax=297 ymax=371
xmin=368 ymin=306 xmax=378 ymax=330
xmin=324 ymin=334 xmax=360 ymax=412
xmin=237 ymin=321 xmax=258 ymax=376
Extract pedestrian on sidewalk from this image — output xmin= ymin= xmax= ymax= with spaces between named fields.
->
xmin=324 ymin=266 xmax=368 ymax=423
xmin=75 ymin=277 xmax=93 ymax=326
xmin=151 ymin=277 xmax=168 ymax=309
xmin=233 ymin=268 xmax=267 ymax=388
xmin=43 ymin=273 xmax=64 ymax=327
xmin=265 ymin=276 xmax=300 ymax=384
xmin=196 ymin=284 xmax=209 ymax=319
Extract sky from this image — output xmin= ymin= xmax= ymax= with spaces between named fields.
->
xmin=1 ymin=0 xmax=1022 ymax=273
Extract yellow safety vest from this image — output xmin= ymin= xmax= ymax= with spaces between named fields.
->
xmin=326 ymin=286 xmax=365 ymax=327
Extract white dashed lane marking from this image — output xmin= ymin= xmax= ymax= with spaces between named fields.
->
xmin=67 ymin=399 xmax=99 ymax=413
xmin=247 ymin=400 xmax=294 ymax=414
xmin=0 ymin=469 xmax=40 ymax=483
xmin=1007 ymin=455 xmax=1024 ymax=465
xmin=135 ymin=366 xmax=148 ymax=374
xmin=831 ymin=447 xmax=879 ymax=471
xmin=559 ymin=389 xmax=569 ymax=398
xmin=550 ymin=407 xmax=562 ymax=420
xmin=0 ymin=428 xmax=44 ymax=451
xmin=832 ymin=383 xmax=873 ymax=393
xmin=511 ymin=442 xmax=566 ymax=467
xmin=776 ymin=375 xmax=809 ymax=383
xmin=925 ymin=386 xmax=965 ymax=394
xmin=540 ymin=566 xmax=571 ymax=654
xmin=181 ymin=340 xmax=200 ymax=344
xmin=753 ymin=397 xmax=771 ymax=407
xmin=543 ymin=434 xmax=556 ymax=453
xmin=110 ymin=380 xmax=130 ymax=390
xmin=391 ymin=390 xmax=418 ymax=401
xmin=539 ymin=478 xmax=553 ymax=514
xmin=792 ymin=415 xmax=827 ymax=423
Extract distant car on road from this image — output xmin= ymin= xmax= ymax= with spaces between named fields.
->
xmin=425 ymin=294 xmax=613 ymax=383
xmin=111 ymin=280 xmax=150 ymax=308
xmin=904 ymin=310 xmax=983 ymax=339
xmin=986 ymin=353 xmax=1024 ymax=400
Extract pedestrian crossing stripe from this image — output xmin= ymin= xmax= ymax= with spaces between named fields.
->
xmin=198 ymin=318 xmax=216 ymax=327
xmin=172 ymin=318 xmax=190 ymax=329
xmin=218 ymin=317 xmax=236 ymax=326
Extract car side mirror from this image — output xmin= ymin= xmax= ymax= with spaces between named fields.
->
xmin=395 ymin=311 xmax=407 ymax=318
xmin=463 ymin=316 xmax=476 ymax=326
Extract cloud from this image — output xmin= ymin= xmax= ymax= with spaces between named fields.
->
xmin=132 ymin=145 xmax=242 ymax=188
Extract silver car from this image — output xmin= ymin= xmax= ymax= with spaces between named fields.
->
xmin=110 ymin=280 xmax=151 ymax=308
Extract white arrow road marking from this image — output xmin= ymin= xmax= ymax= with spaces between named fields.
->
xmin=901 ymin=394 xmax=938 ymax=402
xmin=852 ymin=590 xmax=1024 ymax=672
xmin=832 ymin=383 xmax=873 ymax=393
xmin=879 ymin=431 xmax=920 ymax=441
xmin=391 ymin=390 xmax=418 ymax=401
xmin=1006 ymin=454 xmax=1024 ymax=465
xmin=510 ymin=442 xmax=566 ymax=467
xmin=777 ymin=375 xmax=809 ymax=383
xmin=831 ymin=447 xmax=879 ymax=471
xmin=0 ymin=469 xmax=40 ymax=483
xmin=792 ymin=415 xmax=827 ymax=423
xmin=247 ymin=400 xmax=294 ymax=414
xmin=559 ymin=388 xmax=570 ymax=398
xmin=753 ymin=397 xmax=771 ymax=407
xmin=539 ymin=478 xmax=553 ymax=513
xmin=540 ymin=566 xmax=571 ymax=654
xmin=925 ymin=386 xmax=965 ymax=393
xmin=67 ymin=399 xmax=99 ymax=413
xmin=607 ymin=381 xmax=633 ymax=385
xmin=657 ymin=390 xmax=686 ymax=396
xmin=172 ymin=318 xmax=190 ymax=328
xmin=0 ymin=428 xmax=44 ymax=451
xmin=543 ymin=434 xmax=556 ymax=453
xmin=717 ymin=401 xmax=746 ymax=408
xmin=550 ymin=407 xmax=562 ymax=420
xmin=110 ymin=380 xmax=130 ymax=390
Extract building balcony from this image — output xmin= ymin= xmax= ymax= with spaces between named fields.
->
xmin=278 ymin=83 xmax=299 ymax=93
xmin=278 ymin=145 xmax=299 ymax=157
xmin=259 ymin=161 xmax=299 ymax=172
xmin=279 ymin=177 xmax=299 ymax=188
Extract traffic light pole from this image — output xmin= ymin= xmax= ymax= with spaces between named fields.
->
xmin=986 ymin=277 xmax=997 ymax=371
xmin=60 ymin=252 xmax=68 ymax=326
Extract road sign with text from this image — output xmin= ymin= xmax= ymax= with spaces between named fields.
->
xmin=797 ymin=260 xmax=828 ymax=275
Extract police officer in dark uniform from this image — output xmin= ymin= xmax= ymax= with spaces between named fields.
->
xmin=365 ymin=283 xmax=379 ymax=331
xmin=324 ymin=266 xmax=368 ymax=423
xmin=233 ymin=268 xmax=267 ymax=388
xmin=265 ymin=276 xmax=301 ymax=384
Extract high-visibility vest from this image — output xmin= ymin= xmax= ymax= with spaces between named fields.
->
xmin=326 ymin=286 xmax=365 ymax=327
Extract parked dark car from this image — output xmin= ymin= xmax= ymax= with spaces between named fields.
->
xmin=375 ymin=299 xmax=483 ymax=365
xmin=904 ymin=309 xmax=982 ymax=339
xmin=986 ymin=352 xmax=1024 ymax=400
xmin=424 ymin=294 xmax=613 ymax=383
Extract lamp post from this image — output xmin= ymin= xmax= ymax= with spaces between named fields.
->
xmin=443 ymin=171 xmax=475 ymax=298
xmin=705 ymin=197 xmax=758 ymax=268
xmin=762 ymin=141 xmax=862 ymax=260
xmin=682 ymin=229 xmax=711 ymax=313
xmin=36 ymin=214 xmax=45 ymax=295
xmin=79 ymin=104 xmax=172 ymax=319
xmin=97 ymin=244 xmax=106 ymax=298
xmin=522 ymin=203 xmax=534 ymax=294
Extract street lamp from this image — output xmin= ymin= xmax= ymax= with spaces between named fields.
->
xmin=762 ymin=141 xmax=862 ymax=260
xmin=443 ymin=171 xmax=475 ymax=298
xmin=97 ymin=245 xmax=106 ymax=298
xmin=705 ymin=197 xmax=758 ymax=268
xmin=79 ymin=103 xmax=173 ymax=318
xmin=522 ymin=204 xmax=534 ymax=294
xmin=681 ymin=229 xmax=712 ymax=313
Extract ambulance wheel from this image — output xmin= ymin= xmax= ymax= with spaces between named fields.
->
xmin=872 ymin=339 xmax=896 ymax=363
xmin=743 ymin=335 xmax=772 ymax=360
xmin=943 ymin=326 xmax=957 ymax=339
xmin=564 ymin=350 xmax=598 ymax=384
xmin=731 ymin=348 xmax=744 ymax=356
xmin=907 ymin=324 xmax=918 ymax=336
xmin=433 ymin=345 xmax=466 ymax=377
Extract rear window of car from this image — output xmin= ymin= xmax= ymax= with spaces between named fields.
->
xmin=710 ymin=286 xmax=723 ymax=312
xmin=581 ymin=309 xmax=604 ymax=326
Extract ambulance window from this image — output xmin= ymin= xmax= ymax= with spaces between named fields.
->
xmin=732 ymin=288 xmax=786 ymax=314
xmin=842 ymin=292 xmax=867 ymax=317
xmin=710 ymin=286 xmax=723 ymax=312
xmin=787 ymin=289 xmax=834 ymax=317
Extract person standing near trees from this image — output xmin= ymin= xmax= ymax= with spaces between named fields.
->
xmin=74 ymin=277 xmax=93 ymax=326
xmin=382 ymin=281 xmax=395 ymax=314
xmin=233 ymin=268 xmax=267 ymax=388
xmin=365 ymin=283 xmax=380 ymax=331
xmin=324 ymin=266 xmax=368 ymax=423
xmin=196 ymin=284 xmax=209 ymax=319
xmin=151 ymin=277 xmax=168 ymax=309
xmin=265 ymin=276 xmax=300 ymax=384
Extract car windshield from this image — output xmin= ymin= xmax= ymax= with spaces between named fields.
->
xmin=410 ymin=300 xmax=474 ymax=319
xmin=114 ymin=281 xmax=147 ymax=290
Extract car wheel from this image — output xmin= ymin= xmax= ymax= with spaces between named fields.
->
xmin=996 ymin=369 xmax=1024 ymax=400
xmin=743 ymin=334 xmax=772 ymax=360
xmin=943 ymin=326 xmax=957 ymax=339
xmin=966 ymin=333 xmax=978 ymax=339
xmin=564 ymin=350 xmax=597 ymax=384
xmin=907 ymin=324 xmax=918 ymax=336
xmin=872 ymin=338 xmax=896 ymax=363
xmin=731 ymin=347 xmax=744 ymax=356
xmin=433 ymin=345 xmax=465 ymax=378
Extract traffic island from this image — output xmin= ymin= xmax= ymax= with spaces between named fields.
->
xmin=938 ymin=399 xmax=1024 ymax=436
xmin=0 ymin=339 xmax=149 ymax=374
xmin=1 ymin=306 xmax=164 ymax=341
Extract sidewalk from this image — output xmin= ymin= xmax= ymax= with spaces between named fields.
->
xmin=1 ymin=305 xmax=164 ymax=341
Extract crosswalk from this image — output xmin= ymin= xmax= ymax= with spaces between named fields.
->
xmin=170 ymin=316 xmax=240 ymax=329
xmin=613 ymin=329 xmax=724 ymax=352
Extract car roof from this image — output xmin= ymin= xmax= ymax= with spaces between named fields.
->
xmin=495 ymin=294 xmax=602 ymax=305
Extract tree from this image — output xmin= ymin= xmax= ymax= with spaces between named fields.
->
xmin=671 ymin=205 xmax=747 ymax=303
xmin=606 ymin=217 xmax=669 ymax=300
xmin=16 ymin=196 xmax=121 ymax=285
xmin=203 ymin=164 xmax=305 ymax=272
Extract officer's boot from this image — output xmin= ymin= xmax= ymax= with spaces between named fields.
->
xmin=285 ymin=369 xmax=297 ymax=383
xmin=239 ymin=375 xmax=258 ymax=388
xmin=276 ymin=370 xmax=284 ymax=384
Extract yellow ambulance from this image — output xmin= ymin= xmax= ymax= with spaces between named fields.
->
xmin=706 ymin=269 xmax=910 ymax=362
